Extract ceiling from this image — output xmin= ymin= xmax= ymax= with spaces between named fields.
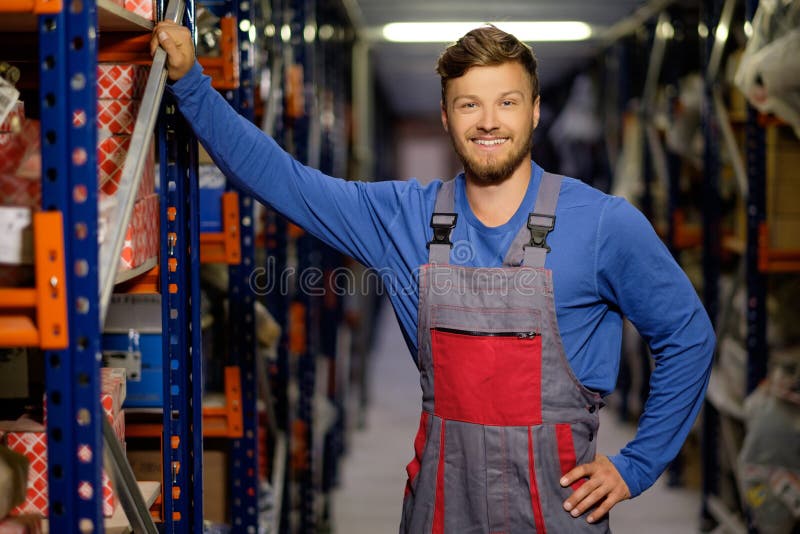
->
xmin=351 ymin=0 xmax=647 ymax=117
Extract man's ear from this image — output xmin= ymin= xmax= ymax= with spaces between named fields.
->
xmin=441 ymin=100 xmax=449 ymax=132
xmin=533 ymin=95 xmax=541 ymax=130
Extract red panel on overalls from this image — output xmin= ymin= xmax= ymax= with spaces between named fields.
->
xmin=400 ymin=174 xmax=607 ymax=534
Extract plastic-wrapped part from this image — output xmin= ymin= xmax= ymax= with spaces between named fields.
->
xmin=665 ymin=74 xmax=704 ymax=168
xmin=738 ymin=356 xmax=800 ymax=534
xmin=734 ymin=0 xmax=800 ymax=138
xmin=196 ymin=6 xmax=222 ymax=58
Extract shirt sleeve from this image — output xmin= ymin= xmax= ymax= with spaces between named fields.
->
xmin=596 ymin=197 xmax=715 ymax=497
xmin=168 ymin=62 xmax=407 ymax=269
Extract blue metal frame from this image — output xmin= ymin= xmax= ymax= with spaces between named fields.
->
xmin=158 ymin=2 xmax=203 ymax=531
xmin=744 ymin=0 xmax=767 ymax=398
xmin=700 ymin=0 xmax=721 ymax=527
xmin=228 ymin=1 xmax=260 ymax=529
xmin=41 ymin=0 xmax=104 ymax=530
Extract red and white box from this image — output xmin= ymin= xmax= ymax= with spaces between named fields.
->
xmin=72 ymin=100 xmax=141 ymax=135
xmin=0 ymin=119 xmax=39 ymax=179
xmin=124 ymin=0 xmax=154 ymax=20
xmin=0 ymin=101 xmax=24 ymax=133
xmin=100 ymin=367 xmax=127 ymax=421
xmin=119 ymin=193 xmax=159 ymax=271
xmin=97 ymin=64 xmax=147 ymax=101
xmin=3 ymin=422 xmax=119 ymax=517
xmin=97 ymin=134 xmax=155 ymax=200
xmin=97 ymin=99 xmax=141 ymax=135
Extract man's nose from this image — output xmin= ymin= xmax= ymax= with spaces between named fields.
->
xmin=476 ymin=106 xmax=499 ymax=132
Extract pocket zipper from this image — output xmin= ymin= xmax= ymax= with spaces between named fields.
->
xmin=433 ymin=327 xmax=540 ymax=339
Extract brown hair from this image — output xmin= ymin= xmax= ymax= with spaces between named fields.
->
xmin=436 ymin=25 xmax=539 ymax=106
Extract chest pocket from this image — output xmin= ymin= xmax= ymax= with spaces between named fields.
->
xmin=430 ymin=305 xmax=542 ymax=426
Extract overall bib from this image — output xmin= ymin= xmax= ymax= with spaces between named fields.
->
xmin=400 ymin=173 xmax=610 ymax=534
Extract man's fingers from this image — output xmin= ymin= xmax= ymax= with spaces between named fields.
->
xmin=569 ymin=484 xmax=606 ymax=517
xmin=156 ymin=29 xmax=179 ymax=56
xmin=587 ymin=493 xmax=622 ymax=524
xmin=563 ymin=477 xmax=599 ymax=513
xmin=560 ymin=463 xmax=590 ymax=487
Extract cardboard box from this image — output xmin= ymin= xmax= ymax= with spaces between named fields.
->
xmin=202 ymin=450 xmax=228 ymax=524
xmin=98 ymin=134 xmax=155 ymax=200
xmin=766 ymin=126 xmax=800 ymax=250
xmin=97 ymin=64 xmax=147 ymax=101
xmin=73 ymin=100 xmax=141 ymax=135
xmin=3 ymin=422 xmax=119 ymax=518
xmin=126 ymin=447 xmax=228 ymax=524
xmin=124 ymin=0 xmax=154 ymax=20
xmin=118 ymin=192 xmax=159 ymax=272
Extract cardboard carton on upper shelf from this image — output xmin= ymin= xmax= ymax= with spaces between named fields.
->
xmin=123 ymin=0 xmax=155 ymax=21
xmin=97 ymin=64 xmax=147 ymax=101
xmin=766 ymin=126 xmax=800 ymax=250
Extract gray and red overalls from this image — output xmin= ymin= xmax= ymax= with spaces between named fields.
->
xmin=400 ymin=173 xmax=610 ymax=533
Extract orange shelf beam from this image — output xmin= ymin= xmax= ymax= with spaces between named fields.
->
xmin=200 ymin=191 xmax=241 ymax=264
xmin=0 ymin=0 xmax=61 ymax=14
xmin=126 ymin=366 xmax=244 ymax=438
xmin=197 ymin=15 xmax=239 ymax=90
xmin=758 ymin=223 xmax=800 ymax=273
xmin=0 ymin=211 xmax=68 ymax=349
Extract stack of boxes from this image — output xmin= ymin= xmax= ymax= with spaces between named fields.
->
xmin=0 ymin=368 xmax=127 ymax=519
xmin=0 ymin=64 xmax=160 ymax=279
xmin=94 ymin=63 xmax=159 ymax=273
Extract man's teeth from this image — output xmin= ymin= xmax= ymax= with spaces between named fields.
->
xmin=474 ymin=139 xmax=508 ymax=146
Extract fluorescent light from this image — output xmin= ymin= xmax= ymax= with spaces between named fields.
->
xmin=382 ymin=21 xmax=593 ymax=43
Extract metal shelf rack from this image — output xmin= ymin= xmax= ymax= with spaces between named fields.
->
xmin=0 ymin=0 xmax=203 ymax=531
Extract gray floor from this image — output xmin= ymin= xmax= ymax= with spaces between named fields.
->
xmin=332 ymin=300 xmax=702 ymax=533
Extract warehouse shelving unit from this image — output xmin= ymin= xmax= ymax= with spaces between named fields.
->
xmin=0 ymin=0 xmax=206 ymax=531
xmin=1 ymin=0 xmax=372 ymax=531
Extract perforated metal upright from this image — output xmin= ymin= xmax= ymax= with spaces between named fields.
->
xmin=157 ymin=1 xmax=204 ymax=532
xmin=743 ymin=0 xmax=767 ymax=398
xmin=40 ymin=1 xmax=104 ymax=531
xmin=700 ymin=0 xmax=722 ymax=526
xmin=227 ymin=0 xmax=261 ymax=530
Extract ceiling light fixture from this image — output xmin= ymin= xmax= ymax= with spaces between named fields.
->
xmin=382 ymin=21 xmax=593 ymax=43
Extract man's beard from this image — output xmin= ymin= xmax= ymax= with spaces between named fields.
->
xmin=449 ymin=129 xmax=533 ymax=186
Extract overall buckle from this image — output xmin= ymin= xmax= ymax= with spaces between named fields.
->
xmin=427 ymin=213 xmax=458 ymax=249
xmin=525 ymin=213 xmax=555 ymax=253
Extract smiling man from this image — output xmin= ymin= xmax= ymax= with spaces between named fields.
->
xmin=153 ymin=22 xmax=714 ymax=533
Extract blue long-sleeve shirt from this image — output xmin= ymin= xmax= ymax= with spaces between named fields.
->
xmin=170 ymin=62 xmax=715 ymax=498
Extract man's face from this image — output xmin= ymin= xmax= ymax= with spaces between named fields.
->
xmin=441 ymin=62 xmax=539 ymax=186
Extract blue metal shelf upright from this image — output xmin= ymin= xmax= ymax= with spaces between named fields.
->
xmin=229 ymin=0 xmax=260 ymax=530
xmin=157 ymin=0 xmax=205 ymax=531
xmin=39 ymin=1 xmax=103 ymax=530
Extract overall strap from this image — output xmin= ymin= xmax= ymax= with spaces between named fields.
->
xmin=502 ymin=172 xmax=563 ymax=267
xmin=427 ymin=179 xmax=457 ymax=264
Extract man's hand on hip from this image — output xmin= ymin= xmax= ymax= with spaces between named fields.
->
xmin=560 ymin=454 xmax=631 ymax=523
xmin=150 ymin=21 xmax=194 ymax=81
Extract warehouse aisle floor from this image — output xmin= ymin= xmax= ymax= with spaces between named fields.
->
xmin=332 ymin=299 xmax=702 ymax=533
